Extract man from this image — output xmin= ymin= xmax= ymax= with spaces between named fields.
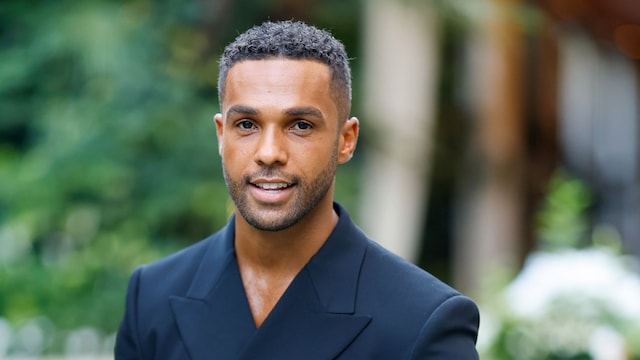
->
xmin=115 ymin=20 xmax=479 ymax=359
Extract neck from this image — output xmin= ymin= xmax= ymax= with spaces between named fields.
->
xmin=234 ymin=197 xmax=338 ymax=274
xmin=233 ymin=196 xmax=338 ymax=327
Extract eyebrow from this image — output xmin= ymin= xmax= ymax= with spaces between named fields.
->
xmin=284 ymin=107 xmax=324 ymax=120
xmin=226 ymin=104 xmax=258 ymax=118
xmin=226 ymin=105 xmax=325 ymax=121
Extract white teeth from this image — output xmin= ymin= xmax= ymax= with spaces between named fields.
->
xmin=256 ymin=183 xmax=290 ymax=190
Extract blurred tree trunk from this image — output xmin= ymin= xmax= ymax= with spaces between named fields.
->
xmin=453 ymin=0 xmax=527 ymax=295
xmin=360 ymin=0 xmax=440 ymax=262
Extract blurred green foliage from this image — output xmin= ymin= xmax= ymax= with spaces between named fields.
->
xmin=536 ymin=170 xmax=592 ymax=250
xmin=480 ymin=171 xmax=640 ymax=359
xmin=0 ymin=0 xmax=362 ymax=354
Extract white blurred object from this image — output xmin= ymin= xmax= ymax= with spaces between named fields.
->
xmin=589 ymin=326 xmax=627 ymax=360
xmin=64 ymin=327 xmax=102 ymax=355
xmin=0 ymin=317 xmax=12 ymax=357
xmin=503 ymin=247 xmax=640 ymax=358
xmin=506 ymin=248 xmax=640 ymax=320
xmin=13 ymin=319 xmax=45 ymax=356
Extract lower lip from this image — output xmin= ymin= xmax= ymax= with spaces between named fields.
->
xmin=249 ymin=185 xmax=295 ymax=204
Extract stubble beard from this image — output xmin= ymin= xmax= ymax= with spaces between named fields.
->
xmin=223 ymin=144 xmax=338 ymax=232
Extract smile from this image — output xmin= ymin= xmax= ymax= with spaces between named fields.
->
xmin=252 ymin=182 xmax=293 ymax=190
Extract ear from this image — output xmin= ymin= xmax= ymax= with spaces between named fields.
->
xmin=214 ymin=113 xmax=224 ymax=156
xmin=337 ymin=117 xmax=359 ymax=164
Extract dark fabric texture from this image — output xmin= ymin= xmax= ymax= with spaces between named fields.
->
xmin=115 ymin=203 xmax=480 ymax=359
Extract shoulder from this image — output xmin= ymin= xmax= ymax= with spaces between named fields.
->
xmin=357 ymin=239 xmax=480 ymax=356
xmin=129 ymin=219 xmax=233 ymax=306
xmin=361 ymin=239 xmax=471 ymax=319
xmin=135 ymin=237 xmax=209 ymax=292
xmin=360 ymin=239 xmax=461 ymax=305
xmin=350 ymin=240 xmax=479 ymax=358
xmin=115 ymin=231 xmax=224 ymax=359
xmin=332 ymin=203 xmax=466 ymax=311
xmin=122 ymin=233 xmax=216 ymax=323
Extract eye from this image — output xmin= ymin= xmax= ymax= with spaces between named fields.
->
xmin=291 ymin=121 xmax=313 ymax=131
xmin=236 ymin=120 xmax=256 ymax=130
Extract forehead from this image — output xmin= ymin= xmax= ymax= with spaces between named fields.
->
xmin=227 ymin=58 xmax=331 ymax=83
xmin=222 ymin=59 xmax=334 ymax=109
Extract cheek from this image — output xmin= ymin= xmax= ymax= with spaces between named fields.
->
xmin=299 ymin=143 xmax=336 ymax=170
xmin=222 ymin=139 xmax=255 ymax=169
xmin=221 ymin=142 xmax=248 ymax=169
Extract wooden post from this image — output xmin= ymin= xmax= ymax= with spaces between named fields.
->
xmin=360 ymin=0 xmax=440 ymax=262
xmin=453 ymin=0 xmax=526 ymax=295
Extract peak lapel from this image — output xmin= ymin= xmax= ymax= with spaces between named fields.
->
xmin=169 ymin=218 xmax=257 ymax=360
xmin=238 ymin=270 xmax=371 ymax=360
xmin=239 ymin=204 xmax=372 ymax=360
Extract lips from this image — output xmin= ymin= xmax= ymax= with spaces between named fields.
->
xmin=252 ymin=182 xmax=292 ymax=190
xmin=248 ymin=178 xmax=296 ymax=204
xmin=247 ymin=176 xmax=294 ymax=201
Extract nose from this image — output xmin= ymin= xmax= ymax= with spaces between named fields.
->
xmin=254 ymin=127 xmax=288 ymax=166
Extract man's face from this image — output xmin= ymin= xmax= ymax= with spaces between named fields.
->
xmin=215 ymin=59 xmax=357 ymax=231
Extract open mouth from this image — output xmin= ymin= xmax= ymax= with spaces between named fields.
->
xmin=251 ymin=182 xmax=294 ymax=190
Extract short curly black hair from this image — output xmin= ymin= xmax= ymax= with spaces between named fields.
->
xmin=218 ymin=21 xmax=352 ymax=120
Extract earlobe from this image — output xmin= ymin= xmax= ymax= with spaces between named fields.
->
xmin=338 ymin=117 xmax=359 ymax=164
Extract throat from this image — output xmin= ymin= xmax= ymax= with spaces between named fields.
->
xmin=239 ymin=267 xmax=296 ymax=328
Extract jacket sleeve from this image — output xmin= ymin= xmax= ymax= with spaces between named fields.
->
xmin=409 ymin=295 xmax=480 ymax=359
xmin=115 ymin=267 xmax=145 ymax=360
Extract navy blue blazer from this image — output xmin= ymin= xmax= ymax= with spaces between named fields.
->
xmin=115 ymin=203 xmax=479 ymax=359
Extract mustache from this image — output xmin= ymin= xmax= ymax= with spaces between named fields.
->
xmin=245 ymin=167 xmax=299 ymax=183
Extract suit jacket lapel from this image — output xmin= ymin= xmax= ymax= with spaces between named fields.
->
xmin=169 ymin=217 xmax=258 ymax=360
xmin=169 ymin=204 xmax=372 ymax=359
xmin=238 ymin=269 xmax=370 ymax=360
xmin=239 ymin=204 xmax=372 ymax=359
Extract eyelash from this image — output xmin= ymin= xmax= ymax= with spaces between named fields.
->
xmin=291 ymin=121 xmax=313 ymax=131
xmin=237 ymin=120 xmax=255 ymax=130
xmin=234 ymin=120 xmax=313 ymax=132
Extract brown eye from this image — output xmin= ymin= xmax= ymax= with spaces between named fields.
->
xmin=238 ymin=120 xmax=255 ymax=129
xmin=292 ymin=121 xmax=312 ymax=131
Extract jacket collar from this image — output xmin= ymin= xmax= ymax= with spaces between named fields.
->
xmin=169 ymin=203 xmax=371 ymax=359
xmin=305 ymin=203 xmax=369 ymax=314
